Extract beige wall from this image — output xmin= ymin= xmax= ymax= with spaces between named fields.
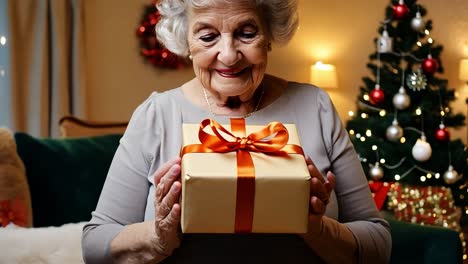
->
xmin=86 ymin=0 xmax=468 ymax=143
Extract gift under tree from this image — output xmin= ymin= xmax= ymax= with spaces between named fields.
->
xmin=345 ymin=0 xmax=467 ymax=229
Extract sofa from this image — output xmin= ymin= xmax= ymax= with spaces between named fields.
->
xmin=0 ymin=116 xmax=463 ymax=263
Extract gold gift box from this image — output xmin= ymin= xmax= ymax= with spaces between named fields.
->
xmin=181 ymin=122 xmax=311 ymax=233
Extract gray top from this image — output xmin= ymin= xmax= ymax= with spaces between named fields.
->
xmin=82 ymin=82 xmax=391 ymax=263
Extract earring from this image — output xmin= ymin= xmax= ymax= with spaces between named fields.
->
xmin=188 ymin=54 xmax=193 ymax=60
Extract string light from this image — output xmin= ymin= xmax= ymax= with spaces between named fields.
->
xmin=348 ymin=111 xmax=355 ymax=117
xmin=361 ymin=113 xmax=369 ymax=119
xmin=395 ymin=175 xmax=401 ymax=181
xmin=417 ymin=41 xmax=422 ymax=47
xmin=360 ymin=137 xmax=366 ymax=142
xmin=379 ymin=110 xmax=386 ymax=116
xmin=400 ymin=137 xmax=406 ymax=143
xmin=363 ymin=94 xmax=370 ymax=101
xmin=372 ymin=145 xmax=378 ymax=151
xmin=415 ymin=107 xmax=422 ymax=115
xmin=435 ymin=173 xmax=440 ymax=179
xmin=428 ymin=38 xmax=433 ymax=44
xmin=366 ymin=130 xmax=372 ymax=137
xmin=380 ymin=159 xmax=386 ymax=164
xmin=349 ymin=130 xmax=355 ymax=135
xmin=424 ymin=29 xmax=430 ymax=35
xmin=420 ymin=176 xmax=427 ymax=182
xmin=0 ymin=36 xmax=6 ymax=45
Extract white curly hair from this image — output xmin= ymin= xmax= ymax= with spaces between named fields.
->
xmin=155 ymin=0 xmax=299 ymax=57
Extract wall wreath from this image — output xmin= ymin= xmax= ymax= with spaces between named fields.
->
xmin=136 ymin=1 xmax=190 ymax=69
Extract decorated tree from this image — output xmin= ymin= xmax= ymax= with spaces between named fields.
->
xmin=345 ymin=0 xmax=467 ymax=227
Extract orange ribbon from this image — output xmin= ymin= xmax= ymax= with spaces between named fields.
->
xmin=181 ymin=118 xmax=305 ymax=233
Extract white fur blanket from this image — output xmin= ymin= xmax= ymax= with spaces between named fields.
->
xmin=0 ymin=222 xmax=86 ymax=264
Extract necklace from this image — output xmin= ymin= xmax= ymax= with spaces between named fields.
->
xmin=202 ymin=86 xmax=265 ymax=118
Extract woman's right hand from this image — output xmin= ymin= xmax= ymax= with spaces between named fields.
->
xmin=153 ymin=156 xmax=182 ymax=257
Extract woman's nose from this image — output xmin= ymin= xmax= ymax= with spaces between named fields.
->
xmin=217 ymin=34 xmax=240 ymax=66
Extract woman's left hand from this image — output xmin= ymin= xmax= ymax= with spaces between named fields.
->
xmin=304 ymin=156 xmax=336 ymax=234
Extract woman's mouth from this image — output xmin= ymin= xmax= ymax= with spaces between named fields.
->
xmin=216 ymin=67 xmax=248 ymax=78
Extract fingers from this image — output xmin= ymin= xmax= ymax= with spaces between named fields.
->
xmin=157 ymin=181 xmax=181 ymax=221
xmin=324 ymin=171 xmax=336 ymax=194
xmin=306 ymin=156 xmax=324 ymax=184
xmin=310 ymin=196 xmax=326 ymax=215
xmin=154 ymin=157 xmax=181 ymax=185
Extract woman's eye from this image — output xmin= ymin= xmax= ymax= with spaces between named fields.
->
xmin=238 ymin=31 xmax=257 ymax=39
xmin=200 ymin=34 xmax=217 ymax=43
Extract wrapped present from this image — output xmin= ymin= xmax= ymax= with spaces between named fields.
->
xmin=180 ymin=118 xmax=311 ymax=234
xmin=387 ymin=182 xmax=460 ymax=230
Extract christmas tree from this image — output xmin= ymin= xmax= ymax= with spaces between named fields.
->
xmin=345 ymin=0 xmax=467 ymax=222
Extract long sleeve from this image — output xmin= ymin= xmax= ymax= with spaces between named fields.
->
xmin=316 ymin=89 xmax=392 ymax=263
xmin=82 ymin=93 xmax=161 ymax=263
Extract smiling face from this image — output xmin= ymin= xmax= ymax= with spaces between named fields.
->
xmin=187 ymin=2 xmax=269 ymax=100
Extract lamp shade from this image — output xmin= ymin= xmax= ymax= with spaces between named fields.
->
xmin=310 ymin=61 xmax=337 ymax=89
xmin=459 ymin=59 xmax=468 ymax=81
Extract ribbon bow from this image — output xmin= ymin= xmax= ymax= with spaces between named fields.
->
xmin=181 ymin=118 xmax=304 ymax=233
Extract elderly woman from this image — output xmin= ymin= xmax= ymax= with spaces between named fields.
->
xmin=82 ymin=0 xmax=391 ymax=263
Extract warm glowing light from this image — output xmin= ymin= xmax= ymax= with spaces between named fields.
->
xmin=0 ymin=36 xmax=6 ymax=45
xmin=440 ymin=111 xmax=445 ymax=116
xmin=310 ymin=61 xmax=338 ymax=89
xmin=417 ymin=41 xmax=422 ymax=47
xmin=426 ymin=173 xmax=432 ymax=179
xmin=444 ymin=107 xmax=450 ymax=113
xmin=348 ymin=111 xmax=354 ymax=117
xmin=454 ymin=92 xmax=459 ymax=98
xmin=363 ymin=94 xmax=370 ymax=101
xmin=395 ymin=175 xmax=401 ymax=181
xmin=360 ymin=137 xmax=366 ymax=142
xmin=416 ymin=108 xmax=422 ymax=115
xmin=428 ymin=38 xmax=433 ymax=44
xmin=424 ymin=29 xmax=430 ymax=35
xmin=356 ymin=133 xmax=361 ymax=138
xmin=349 ymin=130 xmax=355 ymax=135
xmin=435 ymin=173 xmax=440 ymax=179
xmin=372 ymin=145 xmax=378 ymax=151
xmin=380 ymin=159 xmax=385 ymax=164
xmin=366 ymin=130 xmax=372 ymax=137
xmin=420 ymin=176 xmax=427 ymax=182
xmin=361 ymin=113 xmax=368 ymax=119
xmin=400 ymin=137 xmax=406 ymax=143
xmin=379 ymin=110 xmax=386 ymax=116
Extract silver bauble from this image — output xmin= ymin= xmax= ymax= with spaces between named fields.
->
xmin=411 ymin=12 xmax=424 ymax=31
xmin=411 ymin=135 xmax=432 ymax=162
xmin=369 ymin=162 xmax=384 ymax=180
xmin=386 ymin=120 xmax=404 ymax=142
xmin=443 ymin=165 xmax=460 ymax=184
xmin=392 ymin=87 xmax=411 ymax=110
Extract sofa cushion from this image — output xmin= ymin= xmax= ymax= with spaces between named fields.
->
xmin=14 ymin=133 xmax=122 ymax=227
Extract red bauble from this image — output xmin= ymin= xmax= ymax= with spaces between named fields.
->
xmin=393 ymin=2 xmax=409 ymax=20
xmin=422 ymin=56 xmax=439 ymax=75
xmin=370 ymin=88 xmax=385 ymax=105
xmin=435 ymin=127 xmax=450 ymax=141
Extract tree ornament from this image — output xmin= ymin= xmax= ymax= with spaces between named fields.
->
xmin=406 ymin=68 xmax=427 ymax=91
xmin=136 ymin=3 xmax=189 ymax=69
xmin=411 ymin=11 xmax=424 ymax=31
xmin=370 ymin=84 xmax=385 ymax=105
xmin=412 ymin=134 xmax=432 ymax=162
xmin=377 ymin=30 xmax=393 ymax=53
xmin=393 ymin=0 xmax=409 ymax=20
xmin=386 ymin=118 xmax=404 ymax=142
xmin=421 ymin=54 xmax=439 ymax=75
xmin=443 ymin=165 xmax=460 ymax=184
xmin=435 ymin=123 xmax=450 ymax=142
xmin=392 ymin=87 xmax=411 ymax=109
xmin=369 ymin=162 xmax=384 ymax=180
